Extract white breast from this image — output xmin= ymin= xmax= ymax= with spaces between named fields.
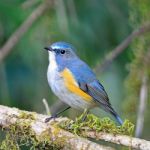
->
xmin=47 ymin=52 xmax=95 ymax=110
xmin=47 ymin=52 xmax=60 ymax=93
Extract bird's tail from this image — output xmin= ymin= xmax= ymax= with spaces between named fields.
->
xmin=110 ymin=108 xmax=123 ymax=125
xmin=104 ymin=105 xmax=123 ymax=125
xmin=115 ymin=114 xmax=123 ymax=125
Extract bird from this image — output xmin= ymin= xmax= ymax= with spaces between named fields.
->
xmin=44 ymin=41 xmax=123 ymax=125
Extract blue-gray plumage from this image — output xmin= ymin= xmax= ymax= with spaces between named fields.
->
xmin=45 ymin=41 xmax=123 ymax=125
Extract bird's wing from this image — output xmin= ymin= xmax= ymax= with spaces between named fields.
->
xmin=80 ymin=80 xmax=123 ymax=125
xmin=79 ymin=79 xmax=111 ymax=107
xmin=60 ymin=68 xmax=93 ymax=102
xmin=66 ymin=59 xmax=111 ymax=106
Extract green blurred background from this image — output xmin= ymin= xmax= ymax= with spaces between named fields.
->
xmin=0 ymin=0 xmax=150 ymax=144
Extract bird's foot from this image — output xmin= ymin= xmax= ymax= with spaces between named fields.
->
xmin=81 ymin=114 xmax=87 ymax=122
xmin=80 ymin=109 xmax=89 ymax=122
xmin=45 ymin=115 xmax=57 ymax=123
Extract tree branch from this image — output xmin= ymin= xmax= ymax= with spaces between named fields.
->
xmin=0 ymin=105 xmax=114 ymax=150
xmin=0 ymin=105 xmax=150 ymax=149
xmin=83 ymin=131 xmax=150 ymax=150
xmin=95 ymin=23 xmax=150 ymax=73
xmin=0 ymin=1 xmax=53 ymax=63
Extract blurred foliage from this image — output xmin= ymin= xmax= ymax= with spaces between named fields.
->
xmin=124 ymin=0 xmax=150 ymax=139
xmin=0 ymin=0 xmax=150 ymax=144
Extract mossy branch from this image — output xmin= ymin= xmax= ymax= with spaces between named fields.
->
xmin=0 ymin=105 xmax=150 ymax=150
xmin=0 ymin=105 xmax=114 ymax=150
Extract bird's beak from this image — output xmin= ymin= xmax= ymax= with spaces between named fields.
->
xmin=44 ymin=47 xmax=53 ymax=51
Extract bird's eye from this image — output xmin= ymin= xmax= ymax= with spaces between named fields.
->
xmin=60 ymin=50 xmax=65 ymax=54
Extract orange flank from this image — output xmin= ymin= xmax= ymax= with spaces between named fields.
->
xmin=61 ymin=68 xmax=92 ymax=102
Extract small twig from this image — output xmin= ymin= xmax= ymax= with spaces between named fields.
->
xmin=0 ymin=1 xmax=53 ymax=63
xmin=95 ymin=23 xmax=150 ymax=73
xmin=83 ymin=131 xmax=150 ymax=150
xmin=42 ymin=98 xmax=51 ymax=115
xmin=135 ymin=72 xmax=148 ymax=137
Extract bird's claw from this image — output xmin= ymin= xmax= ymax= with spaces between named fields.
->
xmin=45 ymin=115 xmax=57 ymax=123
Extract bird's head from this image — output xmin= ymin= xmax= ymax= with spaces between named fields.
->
xmin=44 ymin=42 xmax=78 ymax=70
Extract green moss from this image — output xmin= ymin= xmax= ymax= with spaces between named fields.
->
xmin=0 ymin=112 xmax=62 ymax=150
xmin=18 ymin=111 xmax=36 ymax=120
xmin=0 ymin=133 xmax=20 ymax=150
xmin=59 ymin=114 xmax=134 ymax=136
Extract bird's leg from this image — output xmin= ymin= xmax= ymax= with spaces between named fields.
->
xmin=81 ymin=109 xmax=89 ymax=122
xmin=45 ymin=106 xmax=71 ymax=123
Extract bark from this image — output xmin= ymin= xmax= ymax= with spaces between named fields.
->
xmin=83 ymin=131 xmax=150 ymax=150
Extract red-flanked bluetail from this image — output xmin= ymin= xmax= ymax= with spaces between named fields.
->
xmin=44 ymin=42 xmax=123 ymax=125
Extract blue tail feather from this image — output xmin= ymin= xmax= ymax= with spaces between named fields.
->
xmin=108 ymin=107 xmax=123 ymax=125
xmin=115 ymin=115 xmax=123 ymax=125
